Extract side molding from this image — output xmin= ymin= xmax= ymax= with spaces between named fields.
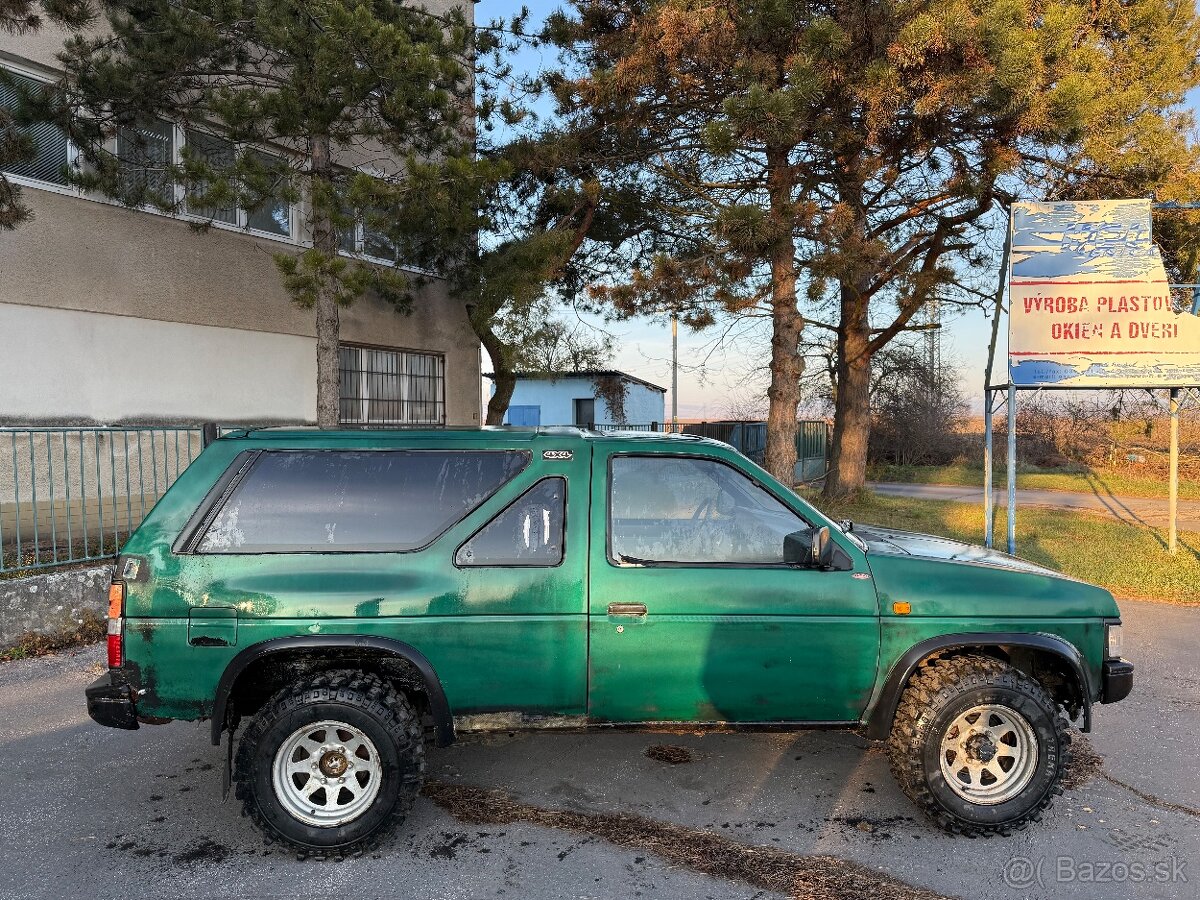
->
xmin=210 ymin=635 xmax=455 ymax=747
xmin=862 ymin=632 xmax=1093 ymax=740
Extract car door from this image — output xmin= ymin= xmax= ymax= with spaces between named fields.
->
xmin=587 ymin=446 xmax=880 ymax=724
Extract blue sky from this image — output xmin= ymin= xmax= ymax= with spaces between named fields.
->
xmin=475 ymin=1 xmax=1177 ymax=419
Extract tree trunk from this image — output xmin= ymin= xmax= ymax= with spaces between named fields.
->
xmin=477 ymin=313 xmax=514 ymax=426
xmin=824 ymin=299 xmax=872 ymax=498
xmin=310 ymin=133 xmax=340 ymax=429
xmin=763 ymin=148 xmax=803 ymax=484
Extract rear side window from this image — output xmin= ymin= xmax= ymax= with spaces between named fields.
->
xmin=196 ymin=450 xmax=529 ymax=553
xmin=455 ymin=478 xmax=566 ymax=567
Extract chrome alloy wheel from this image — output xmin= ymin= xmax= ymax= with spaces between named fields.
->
xmin=272 ymin=720 xmax=383 ymax=827
xmin=939 ymin=704 xmax=1039 ymax=805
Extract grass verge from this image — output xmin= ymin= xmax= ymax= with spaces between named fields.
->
xmin=870 ymin=463 xmax=1200 ymax=502
xmin=0 ymin=612 xmax=105 ymax=662
xmin=803 ymin=489 xmax=1200 ymax=605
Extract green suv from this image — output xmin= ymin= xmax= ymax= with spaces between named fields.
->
xmin=86 ymin=427 xmax=1132 ymax=855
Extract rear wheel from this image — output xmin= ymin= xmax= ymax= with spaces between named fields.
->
xmin=887 ymin=654 xmax=1071 ymax=836
xmin=234 ymin=670 xmax=425 ymax=857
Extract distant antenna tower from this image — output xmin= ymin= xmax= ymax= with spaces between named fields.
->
xmin=925 ymin=295 xmax=942 ymax=400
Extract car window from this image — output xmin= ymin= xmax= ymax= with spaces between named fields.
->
xmin=609 ymin=455 xmax=805 ymax=565
xmin=455 ymin=478 xmax=566 ymax=567
xmin=197 ymin=450 xmax=529 ymax=553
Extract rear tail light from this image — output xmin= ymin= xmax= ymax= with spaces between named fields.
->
xmin=107 ymin=582 xmax=125 ymax=668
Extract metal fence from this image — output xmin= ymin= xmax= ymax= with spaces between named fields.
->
xmin=0 ymin=427 xmax=205 ymax=575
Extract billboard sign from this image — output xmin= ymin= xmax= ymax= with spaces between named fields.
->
xmin=1008 ymin=199 xmax=1200 ymax=387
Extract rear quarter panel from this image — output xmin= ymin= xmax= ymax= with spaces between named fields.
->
xmin=119 ymin=432 xmax=591 ymax=721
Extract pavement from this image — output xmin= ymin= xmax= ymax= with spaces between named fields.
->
xmin=868 ymin=482 xmax=1200 ymax=532
xmin=2 ymin=599 xmax=1198 ymax=900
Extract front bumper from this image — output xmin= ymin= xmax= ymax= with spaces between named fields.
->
xmin=85 ymin=672 xmax=140 ymax=730
xmin=1101 ymin=659 xmax=1134 ymax=704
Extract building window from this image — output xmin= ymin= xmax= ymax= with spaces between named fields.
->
xmin=116 ymin=118 xmax=175 ymax=207
xmin=339 ymin=344 xmax=445 ymax=426
xmin=183 ymin=130 xmax=292 ymax=236
xmin=339 ymin=208 xmax=401 ymax=265
xmin=0 ymin=70 xmax=71 ymax=186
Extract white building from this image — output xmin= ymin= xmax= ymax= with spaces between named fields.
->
xmin=496 ymin=371 xmax=666 ymax=429
xmin=0 ymin=14 xmax=481 ymax=428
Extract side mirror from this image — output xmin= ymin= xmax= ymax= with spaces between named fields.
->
xmin=810 ymin=525 xmax=834 ymax=568
xmin=784 ymin=526 xmax=835 ymax=568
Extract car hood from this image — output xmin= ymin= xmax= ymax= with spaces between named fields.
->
xmin=849 ymin=523 xmax=1070 ymax=579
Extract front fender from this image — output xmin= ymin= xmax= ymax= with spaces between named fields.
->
xmin=861 ymin=631 xmax=1093 ymax=740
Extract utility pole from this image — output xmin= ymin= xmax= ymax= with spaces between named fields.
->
xmin=671 ymin=315 xmax=679 ymax=433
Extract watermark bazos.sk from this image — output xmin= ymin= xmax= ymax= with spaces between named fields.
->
xmin=1003 ymin=855 xmax=1188 ymax=889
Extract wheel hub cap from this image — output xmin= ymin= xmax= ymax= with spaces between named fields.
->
xmin=319 ymin=750 xmax=349 ymax=777
xmin=272 ymin=720 xmax=383 ymax=827
xmin=939 ymin=704 xmax=1038 ymax=806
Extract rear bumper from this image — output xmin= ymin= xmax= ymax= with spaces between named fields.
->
xmin=1101 ymin=659 xmax=1134 ymax=704
xmin=85 ymin=672 xmax=140 ymax=730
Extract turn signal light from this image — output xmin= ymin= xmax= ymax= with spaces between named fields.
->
xmin=892 ymin=601 xmax=911 ymax=615
xmin=107 ymin=582 xmax=124 ymax=620
xmin=107 ymin=582 xmax=125 ymax=668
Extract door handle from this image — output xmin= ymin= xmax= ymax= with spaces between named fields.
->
xmin=607 ymin=602 xmax=647 ymax=616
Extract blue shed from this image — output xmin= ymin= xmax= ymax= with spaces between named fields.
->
xmin=489 ymin=370 xmax=667 ymax=429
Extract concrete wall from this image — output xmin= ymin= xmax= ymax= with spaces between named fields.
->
xmin=0 ymin=304 xmax=318 ymax=424
xmin=0 ymin=564 xmax=109 ymax=648
xmin=0 ymin=189 xmax=481 ymax=426
xmin=502 ymin=376 xmax=666 ymax=426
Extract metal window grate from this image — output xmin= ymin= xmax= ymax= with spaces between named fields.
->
xmin=339 ymin=345 xmax=446 ymax=426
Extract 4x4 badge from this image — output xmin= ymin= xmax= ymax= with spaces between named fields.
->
xmin=543 ymin=450 xmax=573 ymax=460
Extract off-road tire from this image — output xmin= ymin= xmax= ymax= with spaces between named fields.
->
xmin=234 ymin=670 xmax=425 ymax=858
xmin=887 ymin=654 xmax=1071 ymax=837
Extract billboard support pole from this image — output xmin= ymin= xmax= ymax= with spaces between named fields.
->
xmin=1006 ymin=384 xmax=1017 ymax=555
xmin=983 ymin=216 xmax=1010 ymax=550
xmin=983 ymin=389 xmax=994 ymax=549
xmin=1169 ymin=387 xmax=1180 ymax=555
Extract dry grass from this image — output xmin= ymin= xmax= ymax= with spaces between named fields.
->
xmin=805 ymin=490 xmax=1200 ymax=605
xmin=0 ymin=612 xmax=105 ymax=662
xmin=423 ymin=781 xmax=953 ymax=900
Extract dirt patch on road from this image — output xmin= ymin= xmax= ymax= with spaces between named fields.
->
xmin=1062 ymin=734 xmax=1104 ymax=790
xmin=423 ymin=781 xmax=953 ymax=900
xmin=645 ymin=744 xmax=693 ymax=765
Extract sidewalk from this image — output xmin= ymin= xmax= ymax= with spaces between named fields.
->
xmin=868 ymin=481 xmax=1200 ymax=532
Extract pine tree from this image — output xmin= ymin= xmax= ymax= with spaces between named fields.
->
xmin=0 ymin=0 xmax=93 ymax=229
xmin=547 ymin=0 xmax=1200 ymax=492
xmin=49 ymin=0 xmax=471 ymax=426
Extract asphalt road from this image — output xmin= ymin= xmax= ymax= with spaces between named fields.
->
xmin=2 ymin=599 xmax=1198 ymax=900
xmin=868 ymin=482 xmax=1200 ymax=532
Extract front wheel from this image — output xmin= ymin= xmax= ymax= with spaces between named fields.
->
xmin=887 ymin=654 xmax=1071 ymax=836
xmin=234 ymin=670 xmax=425 ymax=857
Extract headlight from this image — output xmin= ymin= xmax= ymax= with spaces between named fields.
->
xmin=1106 ymin=623 xmax=1123 ymax=659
